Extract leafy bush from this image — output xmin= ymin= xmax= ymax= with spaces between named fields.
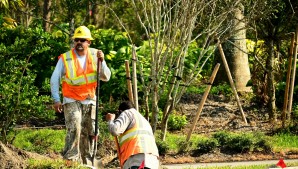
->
xmin=167 ymin=113 xmax=188 ymax=131
xmin=155 ymin=139 xmax=170 ymax=156
xmin=254 ymin=139 xmax=272 ymax=153
xmin=210 ymin=83 xmax=233 ymax=97
xmin=212 ymin=131 xmax=272 ymax=154
xmin=177 ymin=140 xmax=194 ymax=154
xmin=192 ymin=138 xmax=218 ymax=156
xmin=225 ymin=134 xmax=254 ymax=153
xmin=186 ymin=85 xmax=206 ymax=94
xmin=212 ymin=131 xmax=231 ymax=146
xmin=90 ymin=28 xmax=132 ymax=102
xmin=0 ymin=26 xmax=70 ymax=142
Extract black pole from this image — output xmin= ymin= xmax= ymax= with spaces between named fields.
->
xmin=95 ymin=58 xmax=101 ymax=137
xmin=92 ymin=58 xmax=101 ymax=164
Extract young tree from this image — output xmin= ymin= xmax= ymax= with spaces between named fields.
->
xmin=248 ymin=0 xmax=298 ymax=122
xmin=130 ymin=0 xmax=270 ymax=140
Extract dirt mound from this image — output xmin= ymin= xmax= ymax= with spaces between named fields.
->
xmin=0 ymin=141 xmax=50 ymax=169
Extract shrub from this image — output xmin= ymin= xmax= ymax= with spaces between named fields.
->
xmin=0 ymin=26 xmax=67 ymax=142
xmin=156 ymin=139 xmax=170 ymax=156
xmin=167 ymin=113 xmax=188 ymax=131
xmin=210 ymin=83 xmax=233 ymax=97
xmin=212 ymin=131 xmax=231 ymax=146
xmin=192 ymin=138 xmax=218 ymax=156
xmin=254 ymin=139 xmax=272 ymax=153
xmin=177 ymin=140 xmax=194 ymax=154
xmin=225 ymin=134 xmax=254 ymax=153
xmin=213 ymin=131 xmax=272 ymax=154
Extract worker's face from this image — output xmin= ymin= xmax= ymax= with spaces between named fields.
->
xmin=74 ymin=38 xmax=90 ymax=52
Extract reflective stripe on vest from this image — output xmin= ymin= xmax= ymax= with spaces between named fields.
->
xmin=61 ymin=48 xmax=98 ymax=100
xmin=62 ymin=48 xmax=97 ymax=86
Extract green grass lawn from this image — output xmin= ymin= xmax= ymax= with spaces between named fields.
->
xmin=11 ymin=129 xmax=65 ymax=154
xmin=271 ymin=133 xmax=298 ymax=152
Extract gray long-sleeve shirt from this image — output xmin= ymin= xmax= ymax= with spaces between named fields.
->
xmin=50 ymin=49 xmax=111 ymax=105
xmin=107 ymin=108 xmax=160 ymax=169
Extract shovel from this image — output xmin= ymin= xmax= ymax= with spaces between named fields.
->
xmin=85 ymin=57 xmax=104 ymax=169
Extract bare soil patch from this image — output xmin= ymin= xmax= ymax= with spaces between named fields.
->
xmin=0 ymin=141 xmax=51 ymax=169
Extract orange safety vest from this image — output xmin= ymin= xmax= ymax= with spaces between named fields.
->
xmin=118 ymin=109 xmax=159 ymax=167
xmin=61 ymin=48 xmax=98 ymax=101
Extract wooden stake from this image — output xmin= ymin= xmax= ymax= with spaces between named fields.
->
xmin=287 ymin=26 xmax=298 ymax=117
xmin=132 ymin=45 xmax=139 ymax=111
xmin=217 ymin=40 xmax=247 ymax=124
xmin=125 ymin=60 xmax=134 ymax=104
xmin=282 ymin=33 xmax=295 ymax=127
xmin=186 ymin=63 xmax=220 ymax=141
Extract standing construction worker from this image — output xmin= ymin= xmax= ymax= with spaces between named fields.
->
xmin=106 ymin=101 xmax=160 ymax=169
xmin=50 ymin=25 xmax=111 ymax=164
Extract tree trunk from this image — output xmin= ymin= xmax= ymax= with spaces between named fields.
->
xmin=161 ymin=106 xmax=171 ymax=141
xmin=43 ymin=0 xmax=52 ymax=32
xmin=151 ymin=87 xmax=159 ymax=133
xmin=266 ymin=38 xmax=277 ymax=122
xmin=215 ymin=4 xmax=251 ymax=92
xmin=91 ymin=2 xmax=101 ymax=27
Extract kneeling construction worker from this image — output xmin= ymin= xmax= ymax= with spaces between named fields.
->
xmin=106 ymin=101 xmax=160 ymax=169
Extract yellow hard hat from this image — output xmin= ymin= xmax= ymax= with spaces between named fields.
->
xmin=72 ymin=26 xmax=94 ymax=40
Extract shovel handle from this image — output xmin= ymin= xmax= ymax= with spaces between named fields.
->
xmin=94 ymin=58 xmax=102 ymax=136
xmin=91 ymin=58 xmax=101 ymax=163
xmin=114 ymin=136 xmax=122 ymax=168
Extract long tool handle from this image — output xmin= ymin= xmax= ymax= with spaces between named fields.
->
xmin=92 ymin=58 xmax=102 ymax=164
xmin=95 ymin=58 xmax=102 ymax=137
xmin=114 ymin=136 xmax=122 ymax=169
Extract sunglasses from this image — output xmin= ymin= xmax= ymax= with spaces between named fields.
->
xmin=74 ymin=38 xmax=87 ymax=42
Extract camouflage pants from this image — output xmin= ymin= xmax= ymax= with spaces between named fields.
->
xmin=62 ymin=101 xmax=96 ymax=164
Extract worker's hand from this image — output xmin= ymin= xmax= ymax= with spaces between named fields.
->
xmin=53 ymin=102 xmax=63 ymax=113
xmin=97 ymin=50 xmax=104 ymax=62
xmin=106 ymin=113 xmax=115 ymax=121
